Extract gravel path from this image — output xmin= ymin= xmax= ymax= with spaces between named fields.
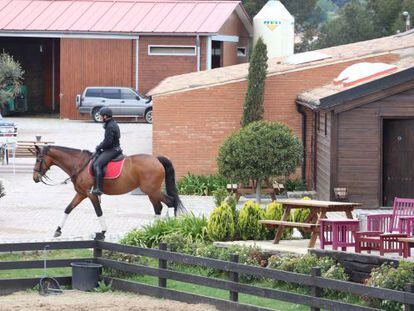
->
xmin=0 ymin=291 xmax=218 ymax=311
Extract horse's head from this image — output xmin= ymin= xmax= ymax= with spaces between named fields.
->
xmin=33 ymin=145 xmax=53 ymax=183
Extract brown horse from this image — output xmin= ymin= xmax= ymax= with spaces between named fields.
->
xmin=32 ymin=145 xmax=185 ymax=237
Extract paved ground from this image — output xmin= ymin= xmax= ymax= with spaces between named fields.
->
xmin=0 ymin=117 xmax=215 ymax=242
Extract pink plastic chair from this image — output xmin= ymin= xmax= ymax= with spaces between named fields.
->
xmin=367 ymin=197 xmax=414 ymax=234
xmin=320 ymin=219 xmax=360 ymax=251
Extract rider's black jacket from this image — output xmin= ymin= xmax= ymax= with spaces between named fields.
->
xmin=96 ymin=118 xmax=120 ymax=152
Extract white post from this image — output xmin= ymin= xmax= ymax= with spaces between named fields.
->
xmin=135 ymin=37 xmax=139 ymax=91
xmin=206 ymin=36 xmax=212 ymax=70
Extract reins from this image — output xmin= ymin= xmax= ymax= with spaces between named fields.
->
xmin=35 ymin=150 xmax=94 ymax=186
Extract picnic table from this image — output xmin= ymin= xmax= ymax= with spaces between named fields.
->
xmin=259 ymin=199 xmax=362 ymax=248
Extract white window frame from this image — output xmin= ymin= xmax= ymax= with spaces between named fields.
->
xmin=237 ymin=47 xmax=247 ymax=57
xmin=148 ymin=45 xmax=197 ymax=56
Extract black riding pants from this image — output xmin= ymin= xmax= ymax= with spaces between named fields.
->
xmin=93 ymin=148 xmax=122 ymax=173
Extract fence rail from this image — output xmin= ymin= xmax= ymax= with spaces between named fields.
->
xmin=0 ymin=237 xmax=413 ymax=311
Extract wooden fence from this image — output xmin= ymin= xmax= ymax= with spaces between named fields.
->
xmin=1 ymin=236 xmax=414 ymax=311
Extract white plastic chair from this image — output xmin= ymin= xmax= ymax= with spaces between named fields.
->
xmin=0 ymin=137 xmax=17 ymax=174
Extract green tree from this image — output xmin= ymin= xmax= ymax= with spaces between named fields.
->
xmin=217 ymin=121 xmax=303 ymax=203
xmin=241 ymin=37 xmax=268 ymax=127
xmin=314 ymin=0 xmax=377 ymax=49
xmin=0 ymin=53 xmax=23 ymax=109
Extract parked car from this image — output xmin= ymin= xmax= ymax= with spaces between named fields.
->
xmin=0 ymin=113 xmax=17 ymax=137
xmin=76 ymin=87 xmax=153 ymax=123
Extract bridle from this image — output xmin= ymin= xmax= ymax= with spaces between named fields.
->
xmin=34 ymin=148 xmax=94 ymax=186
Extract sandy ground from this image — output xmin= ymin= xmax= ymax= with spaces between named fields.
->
xmin=0 ymin=291 xmax=218 ymax=311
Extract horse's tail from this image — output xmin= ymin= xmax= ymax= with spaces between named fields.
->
xmin=157 ymin=156 xmax=187 ymax=215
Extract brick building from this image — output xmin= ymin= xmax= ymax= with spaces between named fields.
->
xmin=0 ymin=0 xmax=251 ymax=118
xmin=149 ymin=31 xmax=414 ymax=207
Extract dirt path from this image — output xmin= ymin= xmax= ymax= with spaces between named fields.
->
xmin=0 ymin=291 xmax=218 ymax=311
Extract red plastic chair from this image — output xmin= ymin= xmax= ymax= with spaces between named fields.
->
xmin=320 ymin=219 xmax=359 ymax=251
xmin=367 ymin=197 xmax=414 ymax=234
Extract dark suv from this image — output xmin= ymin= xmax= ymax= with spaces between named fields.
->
xmin=76 ymin=87 xmax=153 ymax=123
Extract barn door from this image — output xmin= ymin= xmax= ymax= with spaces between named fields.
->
xmin=383 ymin=119 xmax=414 ymax=206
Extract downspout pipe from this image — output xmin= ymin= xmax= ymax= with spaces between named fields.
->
xmin=296 ymin=103 xmax=306 ymax=182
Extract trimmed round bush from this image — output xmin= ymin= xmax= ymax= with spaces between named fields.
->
xmin=238 ymin=200 xmax=265 ymax=240
xmin=207 ymin=203 xmax=235 ymax=241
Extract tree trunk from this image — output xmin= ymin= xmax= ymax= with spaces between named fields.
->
xmin=255 ymin=179 xmax=261 ymax=204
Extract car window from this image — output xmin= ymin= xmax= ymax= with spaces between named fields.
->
xmin=102 ymin=89 xmax=121 ymax=99
xmin=121 ymin=89 xmax=138 ymax=100
xmin=85 ymin=89 xmax=102 ymax=97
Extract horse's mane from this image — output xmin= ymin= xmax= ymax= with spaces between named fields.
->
xmin=44 ymin=145 xmax=92 ymax=156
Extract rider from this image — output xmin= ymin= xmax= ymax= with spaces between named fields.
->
xmin=91 ymin=107 xmax=122 ymax=196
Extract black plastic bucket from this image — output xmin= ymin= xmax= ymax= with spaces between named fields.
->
xmin=70 ymin=262 xmax=102 ymax=291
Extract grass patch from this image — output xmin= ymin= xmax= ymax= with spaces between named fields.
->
xmin=0 ymin=249 xmax=93 ymax=279
xmin=112 ymin=274 xmax=308 ymax=311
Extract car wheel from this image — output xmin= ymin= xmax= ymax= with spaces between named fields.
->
xmin=92 ymin=107 xmax=103 ymax=122
xmin=145 ymin=109 xmax=153 ymax=124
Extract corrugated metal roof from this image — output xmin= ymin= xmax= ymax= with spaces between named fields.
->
xmin=0 ymin=0 xmax=244 ymax=34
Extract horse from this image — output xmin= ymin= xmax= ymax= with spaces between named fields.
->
xmin=32 ymin=145 xmax=186 ymax=237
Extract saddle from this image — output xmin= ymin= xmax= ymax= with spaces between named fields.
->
xmin=88 ymin=154 xmax=126 ymax=180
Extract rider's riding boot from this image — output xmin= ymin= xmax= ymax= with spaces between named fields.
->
xmin=91 ymin=169 xmax=104 ymax=196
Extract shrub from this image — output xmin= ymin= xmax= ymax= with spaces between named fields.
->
xmin=284 ymin=178 xmax=307 ymax=192
xmin=293 ymin=208 xmax=312 ymax=239
xmin=121 ymin=213 xmax=209 ymax=248
xmin=365 ymin=261 xmax=414 ymax=310
xmin=212 ymin=187 xmax=229 ymax=207
xmin=207 ymin=203 xmax=235 ymax=241
xmin=238 ymin=200 xmax=265 ymax=240
xmin=264 ymin=201 xmax=292 ymax=239
xmin=177 ymin=173 xmax=229 ymax=195
xmin=267 ymin=254 xmax=349 ymax=298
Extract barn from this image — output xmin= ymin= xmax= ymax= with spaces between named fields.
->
xmin=149 ymin=31 xmax=414 ymax=208
xmin=0 ymin=0 xmax=252 ymax=119
xmin=297 ymin=57 xmax=414 ymax=207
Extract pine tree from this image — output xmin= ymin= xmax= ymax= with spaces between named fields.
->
xmin=241 ymin=37 xmax=268 ymax=127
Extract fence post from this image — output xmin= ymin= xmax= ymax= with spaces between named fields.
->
xmin=311 ymin=267 xmax=322 ymax=311
xmin=405 ymin=283 xmax=414 ymax=311
xmin=93 ymin=232 xmax=105 ymax=259
xmin=229 ymin=254 xmax=239 ymax=302
xmin=158 ymin=243 xmax=167 ymax=288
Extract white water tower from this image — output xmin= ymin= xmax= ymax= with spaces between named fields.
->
xmin=253 ymin=0 xmax=294 ymax=59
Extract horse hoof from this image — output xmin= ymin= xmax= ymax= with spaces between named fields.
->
xmin=54 ymin=230 xmax=62 ymax=238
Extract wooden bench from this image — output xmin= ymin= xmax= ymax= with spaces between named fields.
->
xmin=227 ymin=182 xmax=284 ymax=202
xmin=259 ymin=220 xmax=318 ymax=229
xmin=399 ymin=237 xmax=414 ymax=258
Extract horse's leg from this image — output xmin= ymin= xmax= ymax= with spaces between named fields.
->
xmin=89 ymin=195 xmax=107 ymax=235
xmin=55 ymin=193 xmax=86 ymax=237
xmin=148 ymin=192 xmax=163 ymax=219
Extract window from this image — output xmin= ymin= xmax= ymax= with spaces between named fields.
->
xmin=148 ymin=45 xmax=196 ymax=56
xmin=85 ymin=89 xmax=101 ymax=97
xmin=121 ymin=89 xmax=137 ymax=100
xmin=102 ymin=89 xmax=120 ymax=99
xmin=237 ymin=47 xmax=247 ymax=57
xmin=324 ymin=113 xmax=328 ymax=135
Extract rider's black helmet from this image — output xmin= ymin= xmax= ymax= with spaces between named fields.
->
xmin=99 ymin=107 xmax=113 ymax=118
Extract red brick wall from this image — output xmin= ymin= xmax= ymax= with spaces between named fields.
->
xmin=138 ymin=36 xmax=199 ymax=93
xmin=153 ymin=54 xmax=399 ymax=183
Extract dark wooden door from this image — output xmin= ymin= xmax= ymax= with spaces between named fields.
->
xmin=383 ymin=119 xmax=414 ymax=206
